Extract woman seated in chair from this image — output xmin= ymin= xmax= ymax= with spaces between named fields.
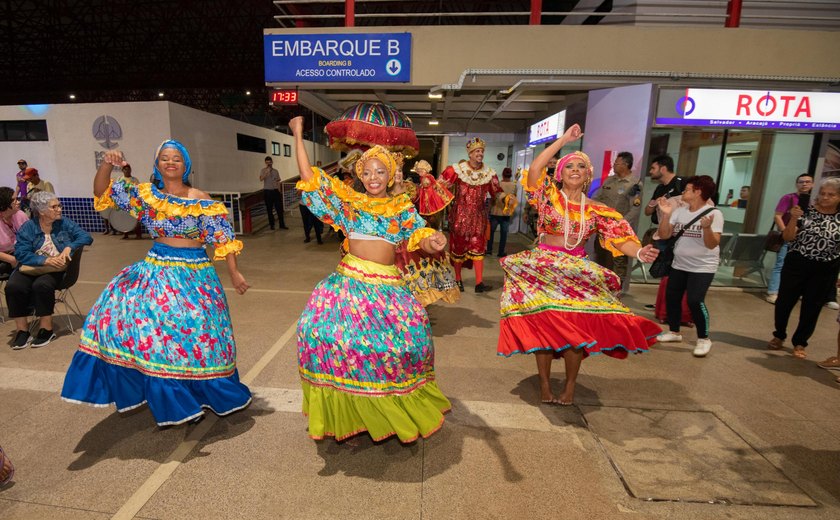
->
xmin=7 ymin=191 xmax=92 ymax=350
xmin=0 ymin=186 xmax=28 ymax=277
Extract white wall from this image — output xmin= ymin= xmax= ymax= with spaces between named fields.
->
xmin=0 ymin=101 xmax=338 ymax=197
xmin=0 ymin=102 xmax=170 ymax=197
xmin=447 ymin=134 xmax=516 ymax=176
xmin=168 ymin=103 xmax=338 ymax=192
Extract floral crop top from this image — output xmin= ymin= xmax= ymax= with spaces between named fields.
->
xmin=522 ymin=169 xmax=639 ymax=256
xmin=297 ymin=167 xmax=435 ymax=251
xmin=94 ymin=179 xmax=243 ymax=260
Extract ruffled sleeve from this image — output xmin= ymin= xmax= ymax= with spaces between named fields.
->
xmin=399 ymin=206 xmax=433 ymax=251
xmin=196 ymin=202 xmax=244 ymax=260
xmin=592 ymin=204 xmax=639 ymax=256
xmin=94 ymin=179 xmax=142 ymax=216
xmin=520 ymin=168 xmax=548 ymax=207
xmin=296 ymin=167 xmax=353 ymax=234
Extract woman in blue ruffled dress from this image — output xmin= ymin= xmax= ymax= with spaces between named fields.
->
xmin=61 ymin=141 xmax=252 ymax=427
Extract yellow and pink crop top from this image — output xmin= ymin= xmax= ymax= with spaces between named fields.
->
xmin=522 ymin=169 xmax=639 ymax=256
xmin=94 ymin=179 xmax=243 ymax=260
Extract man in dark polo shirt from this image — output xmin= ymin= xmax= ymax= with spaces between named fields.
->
xmin=259 ymin=156 xmax=287 ymax=230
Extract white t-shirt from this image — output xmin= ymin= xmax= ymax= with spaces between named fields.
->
xmin=670 ymin=206 xmax=724 ymax=273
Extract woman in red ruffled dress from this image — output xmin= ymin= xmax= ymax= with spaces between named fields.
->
xmin=497 ymin=125 xmax=661 ymax=405
xmin=413 ymin=160 xmax=453 ymax=230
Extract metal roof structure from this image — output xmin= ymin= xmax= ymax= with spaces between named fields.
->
xmin=2 ymin=1 xmax=838 ymax=136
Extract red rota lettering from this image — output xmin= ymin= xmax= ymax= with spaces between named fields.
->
xmin=795 ymin=97 xmax=811 ymax=118
xmin=736 ymin=93 xmax=812 ymax=118
xmin=737 ymin=95 xmax=752 ymax=116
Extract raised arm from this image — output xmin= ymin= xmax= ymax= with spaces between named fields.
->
xmin=527 ymin=124 xmax=583 ymax=189
xmin=289 ymin=116 xmax=314 ymax=182
xmin=94 ymin=150 xmax=127 ymax=197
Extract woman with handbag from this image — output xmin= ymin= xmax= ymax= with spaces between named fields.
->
xmin=497 ymin=125 xmax=661 ymax=406
xmin=655 ymin=176 xmax=723 ymax=357
xmin=768 ymin=177 xmax=840 ymax=359
xmin=7 ymin=191 xmax=93 ymax=349
xmin=765 ymin=173 xmax=814 ymax=304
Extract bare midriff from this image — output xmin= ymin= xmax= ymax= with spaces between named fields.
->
xmin=155 ymin=237 xmax=205 ymax=249
xmin=349 ymin=240 xmax=396 ymax=265
xmin=540 ymin=234 xmax=574 ymax=248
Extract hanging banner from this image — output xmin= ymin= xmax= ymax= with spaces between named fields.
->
xmin=264 ymin=33 xmax=411 ymax=83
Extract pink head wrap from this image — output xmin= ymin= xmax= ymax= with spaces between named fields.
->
xmin=554 ymin=151 xmax=593 ymax=183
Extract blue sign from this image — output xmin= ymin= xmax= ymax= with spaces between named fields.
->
xmin=264 ymin=33 xmax=411 ymax=83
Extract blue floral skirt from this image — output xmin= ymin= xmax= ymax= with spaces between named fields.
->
xmin=61 ymin=242 xmax=251 ymax=426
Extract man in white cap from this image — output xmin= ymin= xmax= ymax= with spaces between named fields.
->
xmin=440 ymin=137 xmax=503 ymax=293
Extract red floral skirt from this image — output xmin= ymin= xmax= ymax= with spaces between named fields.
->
xmin=498 ymin=244 xmax=660 ymax=359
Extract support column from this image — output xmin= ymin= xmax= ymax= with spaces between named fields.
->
xmin=345 ymin=0 xmax=355 ymax=28
xmin=725 ymin=0 xmax=742 ymax=27
xmin=530 ymin=0 xmax=542 ymax=25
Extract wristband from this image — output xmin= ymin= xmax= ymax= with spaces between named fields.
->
xmin=636 ymin=248 xmax=644 ymax=262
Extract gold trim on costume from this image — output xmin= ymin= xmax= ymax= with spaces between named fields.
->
xmin=298 ymin=167 xmax=416 ymax=218
xmin=453 ymin=160 xmax=496 ymax=186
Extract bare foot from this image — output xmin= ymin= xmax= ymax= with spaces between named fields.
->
xmin=539 ymin=381 xmax=554 ymax=403
xmin=557 ymin=385 xmax=575 ymax=406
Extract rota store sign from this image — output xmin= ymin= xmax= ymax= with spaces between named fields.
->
xmin=656 ymin=88 xmax=840 ymax=130
xmin=264 ymin=33 xmax=411 ymax=83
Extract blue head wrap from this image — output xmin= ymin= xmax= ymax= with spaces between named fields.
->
xmin=152 ymin=139 xmax=192 ymax=187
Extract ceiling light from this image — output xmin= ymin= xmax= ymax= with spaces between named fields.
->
xmin=246 ymin=90 xmax=252 ymax=96
xmin=68 ymin=94 xmax=76 ymax=100
xmin=158 ymin=92 xmax=165 ymax=97
xmin=404 ymin=110 xmax=432 ymax=116
xmin=428 ymin=92 xmax=443 ymax=99
xmin=428 ymin=120 xmax=439 ymax=126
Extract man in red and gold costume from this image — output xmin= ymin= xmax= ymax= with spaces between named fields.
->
xmin=440 ymin=137 xmax=503 ymax=293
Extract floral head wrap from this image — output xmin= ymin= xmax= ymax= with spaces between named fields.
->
xmin=554 ymin=151 xmax=593 ymax=183
xmin=153 ymin=139 xmax=192 ymax=186
xmin=354 ymin=145 xmax=403 ymax=187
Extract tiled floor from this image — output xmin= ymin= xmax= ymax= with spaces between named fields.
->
xmin=2 ymin=223 xmax=839 ymax=519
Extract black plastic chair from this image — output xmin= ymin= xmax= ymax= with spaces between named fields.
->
xmin=53 ymin=247 xmax=85 ymax=333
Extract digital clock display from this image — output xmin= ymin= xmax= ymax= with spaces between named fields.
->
xmin=270 ymin=90 xmax=299 ymax=105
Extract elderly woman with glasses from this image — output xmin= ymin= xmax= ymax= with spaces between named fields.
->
xmin=7 ymin=191 xmax=93 ymax=350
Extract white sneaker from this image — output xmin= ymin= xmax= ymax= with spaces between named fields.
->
xmin=656 ymin=331 xmax=683 ymax=343
xmin=826 ymin=301 xmax=839 ymax=310
xmin=765 ymin=294 xmax=777 ymax=304
xmin=693 ymin=338 xmax=712 ymax=357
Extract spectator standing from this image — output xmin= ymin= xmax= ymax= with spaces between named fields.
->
xmin=25 ymin=168 xmax=54 ymax=195
xmin=729 ymin=186 xmax=750 ymax=208
xmin=487 ymin=167 xmax=517 ymax=257
xmin=260 ymin=156 xmax=287 ymax=230
xmin=592 ymin=151 xmax=642 ymax=286
xmin=644 ymin=155 xmax=693 ymax=325
xmin=0 ymin=187 xmax=27 ymax=277
xmin=766 ymin=173 xmax=814 ymax=304
xmin=13 ymin=159 xmax=29 ymax=209
xmin=768 ymin=177 xmax=840 ymax=359
xmin=655 ymin=176 xmax=723 ymax=357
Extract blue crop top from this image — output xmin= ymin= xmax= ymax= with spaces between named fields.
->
xmin=94 ymin=179 xmax=243 ymax=260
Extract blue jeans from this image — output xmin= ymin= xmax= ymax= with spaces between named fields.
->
xmin=487 ymin=215 xmax=511 ymax=256
xmin=767 ymin=242 xmax=788 ymax=295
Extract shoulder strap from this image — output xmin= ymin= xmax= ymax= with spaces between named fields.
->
xmin=672 ymin=207 xmax=715 ymax=242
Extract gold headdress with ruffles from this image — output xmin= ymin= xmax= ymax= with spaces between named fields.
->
xmin=354 ymin=145 xmax=404 ymax=187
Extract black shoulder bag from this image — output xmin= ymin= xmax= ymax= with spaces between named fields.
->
xmin=649 ymin=208 xmax=715 ymax=279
